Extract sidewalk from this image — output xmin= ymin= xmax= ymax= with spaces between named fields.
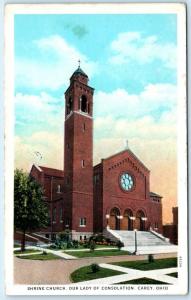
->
xmin=14 ymin=246 xmax=77 ymax=260
xmin=75 ymin=263 xmax=178 ymax=285
xmin=14 ymin=252 xmax=177 ymax=285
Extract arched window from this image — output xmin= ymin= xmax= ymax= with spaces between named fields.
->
xmin=57 ymin=184 xmax=61 ymax=193
xmin=80 ymin=95 xmax=88 ymax=113
xmin=67 ymin=97 xmax=73 ymax=114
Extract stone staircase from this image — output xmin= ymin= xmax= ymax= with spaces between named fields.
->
xmin=103 ymin=228 xmax=178 ymax=254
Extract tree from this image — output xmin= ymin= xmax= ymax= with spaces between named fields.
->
xmin=14 ymin=169 xmax=49 ymax=251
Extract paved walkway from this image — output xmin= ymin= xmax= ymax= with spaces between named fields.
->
xmin=14 ymin=246 xmax=77 ymax=260
xmin=14 ymin=252 xmax=177 ymax=285
xmin=75 ymin=263 xmax=178 ymax=285
xmin=14 ymin=246 xmax=119 ymax=259
xmin=64 ymin=247 xmax=117 ymax=252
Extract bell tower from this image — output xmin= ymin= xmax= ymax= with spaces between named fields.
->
xmin=64 ymin=64 xmax=94 ymax=239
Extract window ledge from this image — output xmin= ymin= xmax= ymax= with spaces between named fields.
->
xmin=79 ymin=225 xmax=86 ymax=227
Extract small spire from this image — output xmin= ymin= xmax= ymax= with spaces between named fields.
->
xmin=78 ymin=59 xmax=81 ymax=68
xmin=125 ymin=139 xmax=129 ymax=150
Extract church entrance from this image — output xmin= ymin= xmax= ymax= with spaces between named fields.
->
xmin=136 ymin=210 xmax=146 ymax=231
xmin=124 ymin=209 xmax=133 ymax=230
xmin=109 ymin=208 xmax=120 ymax=230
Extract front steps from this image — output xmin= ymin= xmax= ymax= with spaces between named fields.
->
xmin=103 ymin=228 xmax=178 ymax=254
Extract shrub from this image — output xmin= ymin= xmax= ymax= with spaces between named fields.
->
xmin=60 ymin=242 xmax=67 ymax=249
xmin=89 ymin=240 xmax=96 ymax=252
xmin=42 ymin=250 xmax=47 ymax=255
xmin=83 ymin=242 xmax=89 ymax=248
xmin=58 ymin=230 xmax=71 ymax=242
xmin=148 ymin=254 xmax=154 ymax=263
xmin=116 ymin=240 xmax=124 ymax=250
xmin=49 ymin=244 xmax=57 ymax=249
xmin=67 ymin=241 xmax=73 ymax=249
xmin=72 ymin=240 xmax=79 ymax=249
xmin=91 ymin=263 xmax=100 ymax=273
xmin=89 ymin=235 xmax=97 ymax=242
xmin=106 ymin=238 xmax=111 ymax=244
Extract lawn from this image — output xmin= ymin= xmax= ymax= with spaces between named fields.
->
xmin=14 ymin=249 xmax=41 ymax=254
xmin=47 ymin=245 xmax=117 ymax=251
xmin=64 ymin=249 xmax=129 ymax=258
xmin=70 ymin=258 xmax=177 ymax=283
xmin=16 ymin=253 xmax=62 ymax=260
xmin=71 ymin=265 xmax=123 ymax=283
xmin=117 ymin=277 xmax=168 ymax=285
xmin=111 ymin=258 xmax=177 ymax=271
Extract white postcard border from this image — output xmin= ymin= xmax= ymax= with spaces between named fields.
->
xmin=4 ymin=2 xmax=187 ymax=296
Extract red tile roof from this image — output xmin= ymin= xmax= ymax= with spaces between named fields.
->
xmin=150 ymin=192 xmax=162 ymax=198
xmin=39 ymin=166 xmax=64 ymax=178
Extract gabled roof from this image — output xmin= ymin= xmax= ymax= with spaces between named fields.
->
xmin=39 ymin=166 xmax=64 ymax=178
xmin=102 ymin=149 xmax=149 ymax=172
xmin=150 ymin=191 xmax=162 ymax=198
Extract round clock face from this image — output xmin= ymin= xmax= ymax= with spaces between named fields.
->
xmin=120 ymin=173 xmax=134 ymax=191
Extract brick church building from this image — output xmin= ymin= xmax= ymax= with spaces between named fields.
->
xmin=30 ymin=66 xmax=163 ymax=241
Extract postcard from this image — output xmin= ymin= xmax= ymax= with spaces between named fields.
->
xmin=4 ymin=2 xmax=187 ymax=296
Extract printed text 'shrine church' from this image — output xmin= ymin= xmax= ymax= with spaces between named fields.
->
xmin=31 ymin=66 xmax=163 ymax=241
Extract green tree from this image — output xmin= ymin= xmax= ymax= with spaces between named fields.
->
xmin=14 ymin=169 xmax=49 ymax=251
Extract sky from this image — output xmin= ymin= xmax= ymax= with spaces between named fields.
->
xmin=14 ymin=13 xmax=177 ymax=224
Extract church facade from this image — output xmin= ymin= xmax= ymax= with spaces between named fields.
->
xmin=30 ymin=67 xmax=163 ymax=241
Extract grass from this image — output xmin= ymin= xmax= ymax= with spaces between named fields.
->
xmin=71 ymin=258 xmax=177 ymax=283
xmin=117 ymin=277 xmax=169 ymax=285
xmin=47 ymin=244 xmax=117 ymax=251
xmin=16 ymin=253 xmax=62 ymax=260
xmin=71 ymin=265 xmax=123 ymax=283
xmin=94 ymin=245 xmax=117 ymax=248
xmin=14 ymin=249 xmax=41 ymax=254
xmin=167 ymin=272 xmax=178 ymax=278
xmin=111 ymin=258 xmax=177 ymax=271
xmin=64 ymin=249 xmax=129 ymax=258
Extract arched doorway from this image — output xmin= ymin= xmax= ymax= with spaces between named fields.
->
xmin=109 ymin=207 xmax=120 ymax=230
xmin=124 ymin=209 xmax=134 ymax=230
xmin=136 ymin=210 xmax=146 ymax=231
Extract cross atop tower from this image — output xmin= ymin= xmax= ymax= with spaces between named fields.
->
xmin=78 ymin=59 xmax=81 ymax=68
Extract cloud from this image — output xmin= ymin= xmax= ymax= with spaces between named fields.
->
xmin=15 ymin=132 xmax=64 ymax=171
xmin=109 ymin=31 xmax=176 ymax=69
xmin=94 ymin=83 xmax=177 ymax=121
xmin=15 ymin=35 xmax=97 ymax=90
xmin=15 ymin=92 xmax=65 ymax=134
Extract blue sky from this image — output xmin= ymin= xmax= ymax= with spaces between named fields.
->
xmin=15 ymin=14 xmax=177 ymax=134
xmin=15 ymin=14 xmax=177 ymax=96
xmin=14 ymin=13 xmax=178 ymax=222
